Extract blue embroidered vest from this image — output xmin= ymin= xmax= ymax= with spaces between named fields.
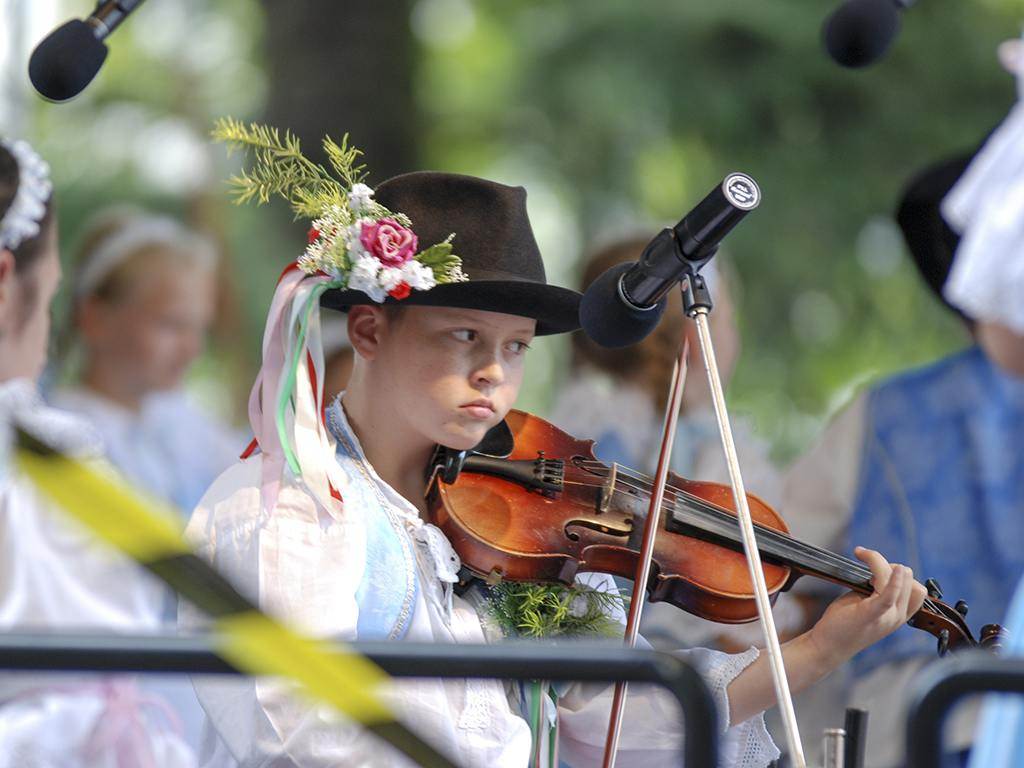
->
xmin=328 ymin=404 xmax=419 ymax=640
xmin=849 ymin=347 xmax=1024 ymax=676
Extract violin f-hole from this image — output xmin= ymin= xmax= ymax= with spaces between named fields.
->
xmin=565 ymin=517 xmax=632 ymax=542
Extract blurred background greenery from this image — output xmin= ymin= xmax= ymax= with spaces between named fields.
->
xmin=1 ymin=0 xmax=1021 ymax=461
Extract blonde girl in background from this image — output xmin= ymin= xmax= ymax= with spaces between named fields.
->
xmin=52 ymin=208 xmax=241 ymax=520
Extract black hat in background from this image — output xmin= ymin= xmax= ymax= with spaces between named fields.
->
xmin=895 ymin=152 xmax=974 ymax=317
xmin=321 ymin=171 xmax=581 ymax=335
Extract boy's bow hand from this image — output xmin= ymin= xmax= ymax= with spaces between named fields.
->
xmin=805 ymin=546 xmax=928 ymax=670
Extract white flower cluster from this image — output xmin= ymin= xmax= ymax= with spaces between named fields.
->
xmin=298 ymin=183 xmax=441 ymax=302
xmin=298 ymin=204 xmax=349 ymax=277
xmin=347 ymin=256 xmax=437 ymax=303
xmin=347 ymin=183 xmax=374 ymax=212
xmin=0 ymin=139 xmax=53 ymax=252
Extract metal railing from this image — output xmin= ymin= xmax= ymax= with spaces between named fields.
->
xmin=0 ymin=631 xmax=719 ymax=767
xmin=905 ymin=652 xmax=1024 ymax=768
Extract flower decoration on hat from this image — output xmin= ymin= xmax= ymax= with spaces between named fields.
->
xmin=212 ymin=118 xmax=467 ymax=301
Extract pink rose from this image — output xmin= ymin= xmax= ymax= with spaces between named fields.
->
xmin=359 ymin=218 xmax=418 ymax=267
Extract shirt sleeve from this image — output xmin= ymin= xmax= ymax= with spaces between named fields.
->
xmin=179 ymin=457 xmax=386 ymax=767
xmin=554 ymin=573 xmax=780 ymax=768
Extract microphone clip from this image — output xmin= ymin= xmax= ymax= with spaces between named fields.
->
xmin=680 ymin=265 xmax=715 ymax=317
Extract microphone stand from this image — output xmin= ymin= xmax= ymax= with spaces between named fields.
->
xmin=600 ymin=324 xmax=692 ymax=768
xmin=681 ymin=269 xmax=807 ymax=768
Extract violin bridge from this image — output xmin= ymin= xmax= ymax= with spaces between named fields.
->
xmin=598 ymin=462 xmax=618 ymax=514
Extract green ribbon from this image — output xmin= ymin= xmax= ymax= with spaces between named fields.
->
xmin=528 ymin=680 xmax=560 ymax=768
xmin=275 ymin=279 xmax=340 ymax=475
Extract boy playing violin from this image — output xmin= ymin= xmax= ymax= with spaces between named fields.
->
xmin=181 ymin=123 xmax=926 ymax=767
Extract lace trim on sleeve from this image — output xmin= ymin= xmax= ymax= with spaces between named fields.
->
xmin=681 ymin=646 xmax=781 ymax=768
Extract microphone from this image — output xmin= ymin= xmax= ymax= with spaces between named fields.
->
xmin=822 ymin=0 xmax=912 ymax=68
xmin=29 ymin=0 xmax=148 ymax=102
xmin=579 ymin=172 xmax=760 ymax=348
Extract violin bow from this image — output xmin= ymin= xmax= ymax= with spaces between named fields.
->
xmin=599 ymin=336 xmax=691 ymax=768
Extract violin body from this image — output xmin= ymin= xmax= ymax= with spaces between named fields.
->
xmin=429 ymin=409 xmax=791 ymax=624
xmin=428 ymin=409 xmax=1000 ymax=652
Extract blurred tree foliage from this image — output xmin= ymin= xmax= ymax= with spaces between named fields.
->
xmin=415 ymin=0 xmax=1021 ymax=457
xmin=7 ymin=0 xmax=1022 ymax=456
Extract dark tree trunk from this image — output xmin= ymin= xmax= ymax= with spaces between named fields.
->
xmin=263 ymin=0 xmax=417 ymax=185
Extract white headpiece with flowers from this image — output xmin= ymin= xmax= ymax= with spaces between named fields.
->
xmin=0 ymin=139 xmax=53 ymax=252
xmin=212 ymin=119 xmax=471 ymax=517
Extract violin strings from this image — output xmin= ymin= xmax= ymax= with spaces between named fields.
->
xmin=571 ymin=460 xmax=872 ymax=574
xmin=568 ymin=462 xmax=872 ymax=578
xmin=562 ymin=464 xmax=946 ymax=617
xmin=558 ymin=476 xmax=945 ymax=619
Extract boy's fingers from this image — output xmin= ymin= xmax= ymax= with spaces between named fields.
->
xmin=876 ymin=563 xmax=905 ymax=612
xmin=907 ymin=577 xmax=928 ymax=619
xmin=893 ymin=566 xmax=915 ymax=616
xmin=855 ymin=546 xmax=893 ymax=596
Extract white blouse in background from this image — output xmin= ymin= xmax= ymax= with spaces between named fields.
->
xmin=51 ymin=386 xmax=242 ymax=520
xmin=0 ymin=378 xmax=194 ymax=767
xmin=180 ymin=400 xmax=779 ymax=767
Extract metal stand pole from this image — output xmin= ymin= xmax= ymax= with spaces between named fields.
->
xmin=683 ymin=271 xmax=808 ymax=768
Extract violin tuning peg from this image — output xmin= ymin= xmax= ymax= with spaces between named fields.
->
xmin=937 ymin=628 xmax=950 ymax=657
xmin=955 ymin=600 xmax=969 ymax=617
xmin=925 ymin=578 xmax=943 ymax=600
xmin=980 ymin=623 xmax=1006 ymax=651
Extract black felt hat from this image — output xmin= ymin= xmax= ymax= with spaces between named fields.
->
xmin=321 ymin=171 xmax=581 ymax=335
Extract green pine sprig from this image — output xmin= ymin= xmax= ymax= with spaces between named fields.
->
xmin=484 ymin=581 xmax=628 ymax=640
xmin=212 ymin=118 xmax=365 ymax=220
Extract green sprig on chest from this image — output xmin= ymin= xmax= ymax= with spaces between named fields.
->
xmin=484 ymin=581 xmax=629 ymax=639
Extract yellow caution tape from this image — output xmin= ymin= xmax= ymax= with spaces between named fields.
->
xmin=16 ymin=445 xmax=187 ymax=562
xmin=215 ymin=612 xmax=393 ymax=724
xmin=14 ymin=430 xmax=456 ymax=768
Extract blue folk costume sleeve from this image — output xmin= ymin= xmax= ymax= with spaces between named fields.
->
xmin=967 ymin=578 xmax=1024 ymax=767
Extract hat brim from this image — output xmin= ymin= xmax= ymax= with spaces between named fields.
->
xmin=321 ymin=280 xmax=582 ymax=336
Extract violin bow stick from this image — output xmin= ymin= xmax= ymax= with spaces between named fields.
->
xmin=689 ymin=292 xmax=808 ymax=768
xmin=600 ymin=337 xmax=691 ymax=768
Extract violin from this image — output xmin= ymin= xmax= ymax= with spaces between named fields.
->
xmin=427 ymin=409 xmax=1003 ymax=655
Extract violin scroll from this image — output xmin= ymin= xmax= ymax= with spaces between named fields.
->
xmin=908 ymin=591 xmax=1005 ymax=656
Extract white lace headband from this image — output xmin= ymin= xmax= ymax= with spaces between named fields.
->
xmin=0 ymin=139 xmax=53 ymax=252
xmin=75 ymin=215 xmax=218 ymax=299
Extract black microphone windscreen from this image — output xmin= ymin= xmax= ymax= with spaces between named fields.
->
xmin=29 ymin=20 xmax=107 ymax=102
xmin=823 ymin=0 xmax=901 ymax=68
xmin=579 ymin=262 xmax=668 ymax=348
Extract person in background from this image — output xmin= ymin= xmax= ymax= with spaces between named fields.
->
xmin=0 ymin=137 xmax=193 ymax=767
xmin=782 ymin=146 xmax=1024 ymax=768
xmin=51 ymin=208 xmax=241 ymax=520
xmin=950 ymin=36 xmax=1024 ymax=768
